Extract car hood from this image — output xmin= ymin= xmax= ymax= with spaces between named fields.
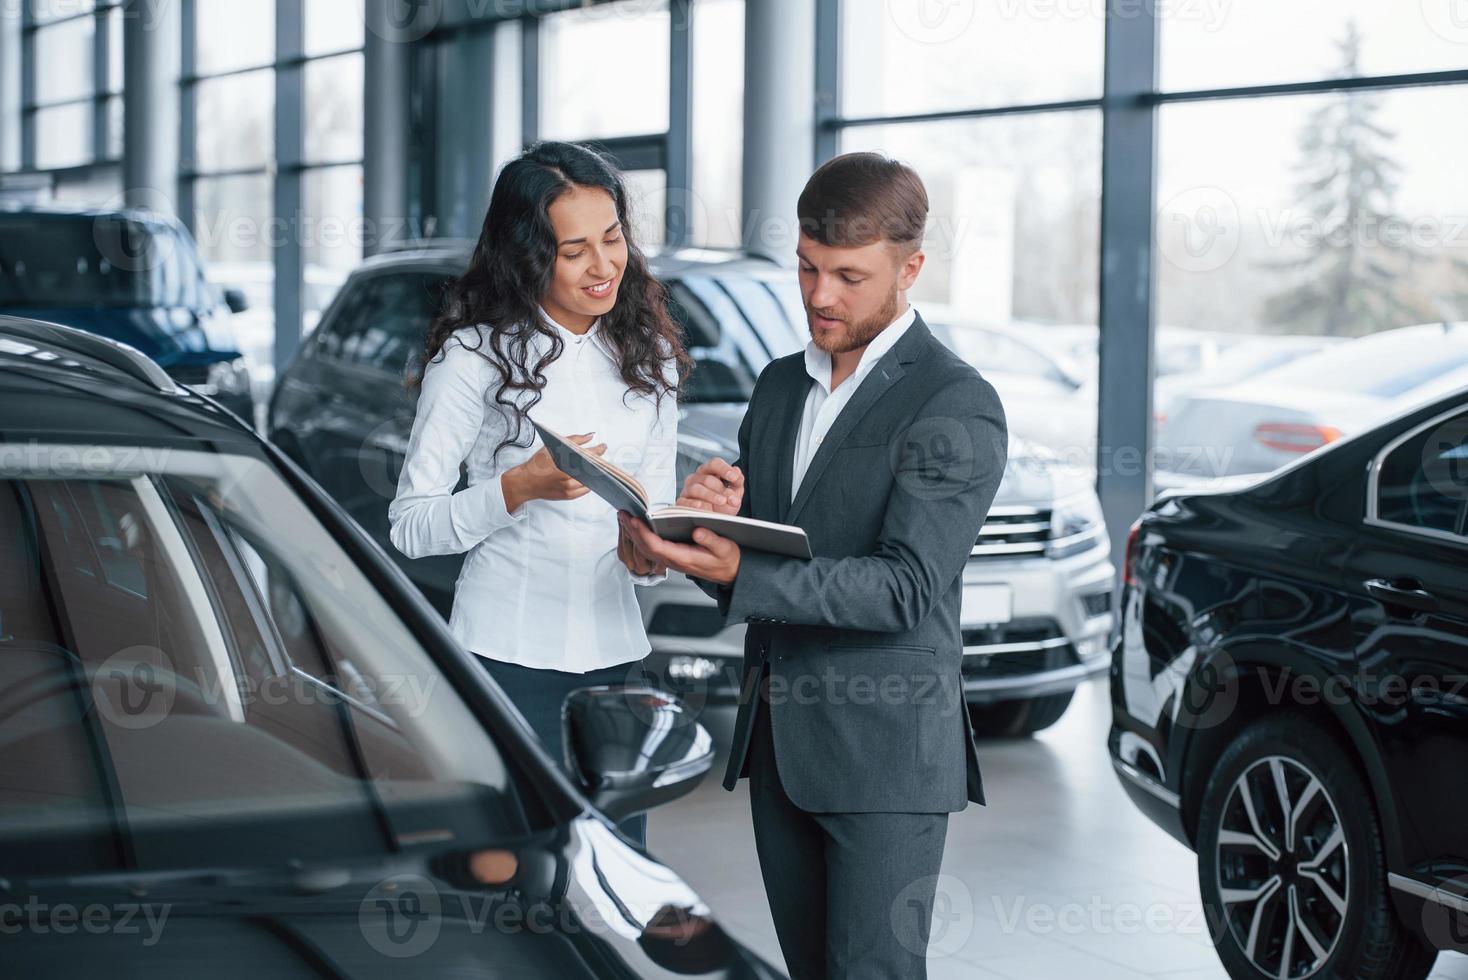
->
xmin=999 ymin=443 xmax=1093 ymax=506
xmin=680 ymin=402 xmax=746 ymax=446
xmin=680 ymin=403 xmax=1078 ymax=509
xmin=0 ymin=305 xmax=238 ymax=361
xmin=1172 ymin=379 xmax=1384 ymax=428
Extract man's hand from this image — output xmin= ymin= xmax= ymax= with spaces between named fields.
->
xmin=619 ymin=513 xmax=741 ymax=585
xmin=676 ymin=457 xmax=744 ymax=514
xmin=617 ymin=516 xmax=666 ymax=577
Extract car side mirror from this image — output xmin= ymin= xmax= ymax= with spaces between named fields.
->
xmin=563 ymin=686 xmax=714 ymax=821
xmin=223 ymin=287 xmax=249 ymax=314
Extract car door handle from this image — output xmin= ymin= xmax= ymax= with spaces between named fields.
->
xmin=367 ymin=433 xmax=408 ymax=455
xmin=1364 ymin=578 xmax=1439 ymax=613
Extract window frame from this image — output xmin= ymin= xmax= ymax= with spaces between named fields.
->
xmin=309 ymin=267 xmax=447 ymax=377
xmin=819 ymin=0 xmax=1468 ymax=567
xmin=180 ymin=0 xmax=368 ymax=372
xmin=17 ymin=0 xmax=119 ymax=172
xmin=1365 ymin=401 xmax=1468 ymax=549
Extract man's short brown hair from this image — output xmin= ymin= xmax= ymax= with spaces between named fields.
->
xmin=797 ymin=152 xmax=929 ymax=252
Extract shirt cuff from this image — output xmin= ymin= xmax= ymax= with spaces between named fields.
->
xmin=630 ymin=567 xmax=670 ymax=587
xmin=451 ymin=471 xmax=529 ymax=542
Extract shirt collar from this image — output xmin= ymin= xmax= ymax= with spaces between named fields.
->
xmin=803 ymin=304 xmax=918 ymax=394
xmin=537 ymin=303 xmax=601 ymax=343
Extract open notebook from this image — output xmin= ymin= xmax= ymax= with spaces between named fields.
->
xmin=532 ymin=421 xmax=812 ymax=559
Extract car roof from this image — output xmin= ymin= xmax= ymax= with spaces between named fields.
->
xmin=352 ymin=240 xmax=792 ymax=280
xmin=1245 ymin=321 xmax=1468 ymax=389
xmin=0 ymin=315 xmax=256 ymax=446
xmin=0 ymin=201 xmax=182 ymax=230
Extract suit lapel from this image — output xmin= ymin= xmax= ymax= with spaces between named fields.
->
xmin=784 ymin=316 xmax=930 ymax=526
xmin=773 ymin=368 xmax=811 ymax=523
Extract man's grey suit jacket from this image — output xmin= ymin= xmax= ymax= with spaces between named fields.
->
xmin=693 ymin=313 xmax=1009 ymax=814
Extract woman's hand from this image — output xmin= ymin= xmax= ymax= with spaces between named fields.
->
xmin=676 ymin=457 xmax=744 ymax=514
xmin=501 ymin=433 xmax=605 ymax=513
xmin=617 ymin=517 xmax=666 ymax=577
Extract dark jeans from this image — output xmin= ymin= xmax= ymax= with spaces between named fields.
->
xmin=481 ymin=656 xmax=649 ymax=849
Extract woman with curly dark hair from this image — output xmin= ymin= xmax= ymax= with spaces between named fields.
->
xmin=389 ymin=142 xmax=691 ymax=847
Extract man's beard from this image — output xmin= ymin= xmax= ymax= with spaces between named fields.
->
xmin=806 ymin=290 xmax=901 ymax=355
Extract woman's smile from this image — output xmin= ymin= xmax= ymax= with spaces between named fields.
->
xmin=583 ymin=276 xmax=617 ymax=299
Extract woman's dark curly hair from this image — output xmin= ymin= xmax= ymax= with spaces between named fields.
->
xmin=412 ymin=140 xmax=690 ymax=461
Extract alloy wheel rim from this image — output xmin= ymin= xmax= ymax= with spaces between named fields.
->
xmin=1215 ymin=754 xmax=1349 ymax=979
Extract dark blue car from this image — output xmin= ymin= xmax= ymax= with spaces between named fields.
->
xmin=0 ymin=204 xmax=255 ymax=420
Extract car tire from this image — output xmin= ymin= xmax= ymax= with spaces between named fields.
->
xmin=1196 ymin=714 xmax=1436 ymax=980
xmin=967 ymin=689 xmax=1074 ymax=737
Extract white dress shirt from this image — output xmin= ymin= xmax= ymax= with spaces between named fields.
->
xmin=388 ymin=306 xmax=678 ymax=672
xmin=792 ymin=304 xmax=918 ymax=500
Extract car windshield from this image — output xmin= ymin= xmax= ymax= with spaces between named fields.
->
xmin=930 ymin=321 xmax=1065 ymax=380
xmin=1259 ymin=327 xmax=1468 ymax=399
xmin=0 ymin=215 xmax=211 ymax=309
xmin=671 ymin=273 xmax=807 ymax=404
xmin=0 ymin=442 xmax=536 ymax=874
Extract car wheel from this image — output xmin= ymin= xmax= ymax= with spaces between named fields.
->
xmin=967 ymin=689 xmax=1074 ymax=737
xmin=1196 ymin=714 xmax=1436 ymax=980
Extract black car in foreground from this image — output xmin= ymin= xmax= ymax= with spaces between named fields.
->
xmin=1110 ymin=384 xmax=1468 ymax=979
xmin=0 ymin=316 xmax=781 ymax=979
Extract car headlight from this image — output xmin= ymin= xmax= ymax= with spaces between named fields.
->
xmin=204 ymin=356 xmax=251 ymax=397
xmin=1048 ymin=491 xmax=1106 ymax=559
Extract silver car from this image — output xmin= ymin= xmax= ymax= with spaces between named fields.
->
xmin=643 ymin=433 xmax=1116 ymax=736
xmin=643 ymin=256 xmax=1116 ymax=736
xmin=1156 ymin=321 xmax=1468 ymax=487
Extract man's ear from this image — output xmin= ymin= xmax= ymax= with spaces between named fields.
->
xmin=898 ymin=247 xmax=925 ymax=291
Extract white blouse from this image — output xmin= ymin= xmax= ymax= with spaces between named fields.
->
xmin=388 ymin=307 xmax=678 ymax=672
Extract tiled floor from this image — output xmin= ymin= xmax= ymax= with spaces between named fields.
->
xmin=650 ymin=677 xmax=1468 ymax=979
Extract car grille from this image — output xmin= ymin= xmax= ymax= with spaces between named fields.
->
xmin=961 ymin=617 xmax=1077 ymax=679
xmin=971 ymin=506 xmax=1051 ymax=559
xmin=165 ymin=363 xmax=212 ymax=385
xmin=648 ymin=603 xmax=729 ymax=639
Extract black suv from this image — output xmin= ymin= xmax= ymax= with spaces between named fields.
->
xmin=0 ymin=315 xmax=781 ymax=978
xmin=1110 ymin=384 xmax=1468 ymax=979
